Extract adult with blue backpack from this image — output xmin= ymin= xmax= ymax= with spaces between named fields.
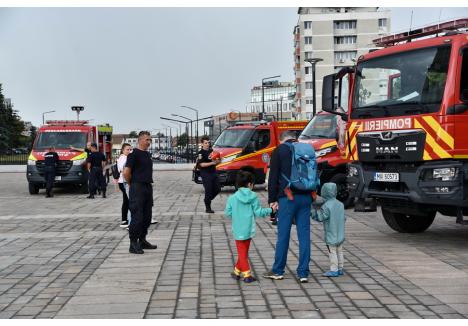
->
xmin=263 ymin=130 xmax=319 ymax=283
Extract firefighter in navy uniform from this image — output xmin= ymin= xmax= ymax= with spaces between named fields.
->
xmin=86 ymin=143 xmax=107 ymax=199
xmin=43 ymin=147 xmax=59 ymax=198
xmin=197 ymin=135 xmax=221 ymax=213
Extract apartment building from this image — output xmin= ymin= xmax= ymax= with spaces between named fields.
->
xmin=294 ymin=7 xmax=391 ymax=119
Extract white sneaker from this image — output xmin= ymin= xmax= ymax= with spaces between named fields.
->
xmin=151 ymin=218 xmax=158 ymax=224
xmin=119 ymin=221 xmax=129 ymax=228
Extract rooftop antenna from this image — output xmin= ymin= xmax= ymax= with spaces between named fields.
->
xmin=408 ymin=10 xmax=414 ymax=43
xmin=437 ymin=8 xmax=443 ymax=36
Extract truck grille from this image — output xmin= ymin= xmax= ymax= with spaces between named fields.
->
xmin=35 ymin=160 xmax=72 ymax=175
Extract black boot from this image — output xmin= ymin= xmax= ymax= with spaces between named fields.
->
xmin=140 ymin=238 xmax=157 ymax=250
xmin=102 ymin=190 xmax=106 ymax=198
xmin=87 ymin=194 xmax=95 ymax=199
xmin=129 ymin=240 xmax=144 ymax=254
xmin=205 ymin=202 xmax=214 ymax=214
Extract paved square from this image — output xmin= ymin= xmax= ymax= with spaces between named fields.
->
xmin=1 ymin=171 xmax=468 ymax=318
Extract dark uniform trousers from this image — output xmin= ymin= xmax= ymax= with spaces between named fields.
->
xmin=128 ymin=182 xmax=153 ymax=241
xmin=44 ymin=166 xmax=56 ymax=195
xmin=200 ymin=170 xmax=220 ymax=205
xmin=89 ymin=167 xmax=107 ymax=195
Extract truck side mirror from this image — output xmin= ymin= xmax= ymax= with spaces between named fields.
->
xmin=322 ymin=74 xmax=335 ymax=112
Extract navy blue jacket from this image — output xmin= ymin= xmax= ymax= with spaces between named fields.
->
xmin=268 ymin=140 xmax=309 ymax=203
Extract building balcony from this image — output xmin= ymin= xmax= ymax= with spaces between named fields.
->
xmin=294 ymin=33 xmax=300 ymax=42
xmin=334 ymin=28 xmax=357 ymax=36
xmin=295 ymin=63 xmax=301 ymax=71
xmin=295 ymin=78 xmax=301 ymax=84
xmin=334 ymin=43 xmax=357 ymax=51
xmin=294 ymin=48 xmax=300 ymax=56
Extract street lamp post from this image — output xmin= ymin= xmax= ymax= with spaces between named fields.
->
xmin=304 ymin=58 xmax=323 ymax=118
xmin=42 ymin=110 xmax=55 ymax=125
xmin=172 ymin=113 xmax=194 ymax=163
xmin=261 ymin=75 xmax=281 ymax=120
xmin=161 ymin=116 xmax=192 ymax=163
xmin=181 ymin=105 xmax=199 ymax=151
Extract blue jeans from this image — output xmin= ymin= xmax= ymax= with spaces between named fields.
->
xmin=272 ymin=194 xmax=312 ymax=278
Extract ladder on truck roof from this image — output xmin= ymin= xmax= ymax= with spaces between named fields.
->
xmin=373 ymin=18 xmax=468 ymax=48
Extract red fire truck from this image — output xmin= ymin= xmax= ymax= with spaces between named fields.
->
xmin=194 ymin=120 xmax=308 ymax=187
xmin=27 ymin=120 xmax=113 ymax=194
xmin=298 ymin=112 xmax=352 ymax=207
xmin=322 ymin=18 xmax=468 ymax=232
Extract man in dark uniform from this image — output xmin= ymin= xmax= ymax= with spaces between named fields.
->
xmin=123 ymin=131 xmax=157 ymax=254
xmin=43 ymin=146 xmax=59 ymax=198
xmin=197 ymin=135 xmax=221 ymax=213
xmin=86 ymin=143 xmax=107 ymax=199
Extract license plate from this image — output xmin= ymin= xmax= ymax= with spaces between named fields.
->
xmin=55 ymin=176 xmax=62 ymax=181
xmin=373 ymin=172 xmax=399 ymax=182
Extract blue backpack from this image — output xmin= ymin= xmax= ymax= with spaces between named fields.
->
xmin=282 ymin=142 xmax=319 ymax=192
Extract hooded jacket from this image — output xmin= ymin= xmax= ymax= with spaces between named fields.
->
xmin=224 ymin=187 xmax=272 ymax=240
xmin=315 ymin=183 xmax=346 ymax=246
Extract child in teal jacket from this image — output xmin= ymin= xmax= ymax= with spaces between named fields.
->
xmin=225 ymin=171 xmax=272 ymax=283
xmin=312 ymin=182 xmax=346 ymax=277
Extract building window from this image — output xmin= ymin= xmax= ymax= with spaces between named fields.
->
xmin=305 ymin=66 xmax=311 ymax=74
xmin=335 ymin=51 xmax=357 ymax=62
xmin=305 ymin=82 xmax=312 ymax=89
xmin=304 ymin=36 xmax=312 ymax=45
xmin=305 ymin=51 xmax=313 ymax=59
xmin=334 ymin=36 xmax=357 ymax=44
xmin=306 ymin=99 xmax=313 ymax=104
xmin=378 ymin=18 xmax=387 ymax=27
xmin=304 ymin=21 xmax=312 ymax=29
xmin=334 ymin=20 xmax=357 ymax=30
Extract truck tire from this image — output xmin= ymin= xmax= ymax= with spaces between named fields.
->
xmin=329 ymin=173 xmax=353 ymax=208
xmin=381 ymin=208 xmax=436 ymax=233
xmin=28 ymin=183 xmax=39 ymax=195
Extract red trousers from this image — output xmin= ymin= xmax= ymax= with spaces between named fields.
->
xmin=235 ymin=239 xmax=251 ymax=276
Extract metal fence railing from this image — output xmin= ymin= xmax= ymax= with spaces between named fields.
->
xmin=0 ymin=153 xmax=29 ymax=165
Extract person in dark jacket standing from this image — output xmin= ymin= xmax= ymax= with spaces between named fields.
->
xmin=263 ymin=130 xmax=313 ymax=283
xmin=86 ymin=143 xmax=107 ymax=199
xmin=197 ymin=135 xmax=221 ymax=213
xmin=43 ymin=147 xmax=59 ymax=198
xmin=123 ymin=131 xmax=157 ymax=254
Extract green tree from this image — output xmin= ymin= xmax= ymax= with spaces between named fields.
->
xmin=129 ymin=130 xmax=138 ymax=138
xmin=177 ymin=132 xmax=189 ymax=147
xmin=0 ymin=84 xmax=27 ymax=150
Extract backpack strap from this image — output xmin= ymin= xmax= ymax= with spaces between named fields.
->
xmin=280 ymin=142 xmax=295 ymax=187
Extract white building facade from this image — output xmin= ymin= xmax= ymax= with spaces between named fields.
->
xmin=294 ymin=7 xmax=391 ymax=119
xmin=247 ymin=81 xmax=296 ymax=118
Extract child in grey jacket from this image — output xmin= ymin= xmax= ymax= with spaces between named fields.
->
xmin=312 ymin=182 xmax=346 ymax=277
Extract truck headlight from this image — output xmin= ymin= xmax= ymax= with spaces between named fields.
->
xmin=27 ymin=160 xmax=36 ymax=165
xmin=433 ymin=167 xmax=458 ymax=181
xmin=316 ymin=146 xmax=337 ymax=158
xmin=72 ymin=158 xmax=86 ymax=166
xmin=348 ymin=166 xmax=358 ymax=177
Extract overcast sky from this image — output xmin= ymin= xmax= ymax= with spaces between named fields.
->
xmin=1 ymin=7 xmax=467 ymax=133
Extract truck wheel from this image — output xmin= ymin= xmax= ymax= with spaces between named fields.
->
xmin=329 ymin=173 xmax=353 ymax=208
xmin=28 ymin=183 xmax=39 ymax=195
xmin=381 ymin=208 xmax=436 ymax=233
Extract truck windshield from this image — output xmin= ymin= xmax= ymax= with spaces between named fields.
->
xmin=299 ymin=115 xmax=337 ymax=139
xmin=34 ymin=132 xmax=87 ymax=150
xmin=213 ymin=129 xmax=254 ymax=148
xmin=352 ymin=45 xmax=451 ymax=118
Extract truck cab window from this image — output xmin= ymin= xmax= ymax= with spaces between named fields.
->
xmin=250 ymin=130 xmax=270 ymax=151
xmin=461 ymin=48 xmax=468 ymax=101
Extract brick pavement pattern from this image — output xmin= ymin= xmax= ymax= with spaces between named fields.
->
xmin=0 ymin=171 xmax=468 ymax=318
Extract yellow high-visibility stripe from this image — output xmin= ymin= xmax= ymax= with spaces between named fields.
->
xmin=453 ymin=155 xmax=468 ymax=159
xmin=422 ymin=116 xmax=454 ymax=149
xmin=216 ymin=147 xmax=273 ymax=168
xmin=423 ymin=150 xmax=432 ymax=161
xmin=320 ymin=140 xmax=337 ymax=149
xmin=415 ymin=120 xmax=451 ymax=159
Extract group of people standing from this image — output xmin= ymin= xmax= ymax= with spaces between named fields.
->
xmin=200 ymin=130 xmax=347 ymax=283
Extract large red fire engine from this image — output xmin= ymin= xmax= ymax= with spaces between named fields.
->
xmin=27 ymin=120 xmax=113 ymax=194
xmin=323 ymin=18 xmax=468 ymax=232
